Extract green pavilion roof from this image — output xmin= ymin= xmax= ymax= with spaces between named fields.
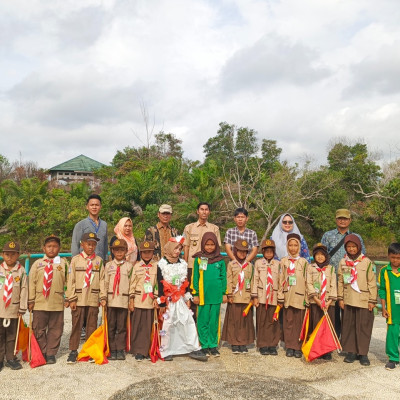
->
xmin=49 ymin=155 xmax=106 ymax=172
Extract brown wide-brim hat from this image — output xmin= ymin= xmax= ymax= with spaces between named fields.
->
xmin=81 ymin=232 xmax=100 ymax=242
xmin=2 ymin=241 xmax=21 ymax=253
xmin=44 ymin=235 xmax=61 ymax=246
xmin=234 ymin=239 xmax=250 ymax=251
xmin=312 ymin=242 xmax=327 ymax=254
xmin=111 ymin=238 xmax=128 ymax=249
xmin=139 ymin=241 xmax=155 ymax=251
xmin=260 ymin=239 xmax=276 ymax=250
xmin=287 ymin=233 xmax=301 ymax=243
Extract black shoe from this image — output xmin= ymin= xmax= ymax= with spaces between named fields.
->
xmin=135 ymin=354 xmax=145 ymax=362
xmin=359 ymin=355 xmax=370 ymax=366
xmin=239 ymin=345 xmax=248 ymax=353
xmin=67 ymin=350 xmax=78 ymax=364
xmin=46 ymin=355 xmax=56 ymax=364
xmin=260 ymin=347 xmax=269 ymax=355
xmin=109 ymin=351 xmax=117 ymax=361
xmin=286 ymin=348 xmax=294 ymax=357
xmin=209 ymin=348 xmax=220 ymax=357
xmin=322 ymin=353 xmax=332 ymax=360
xmin=232 ymin=345 xmax=240 ymax=354
xmin=189 ymin=350 xmax=208 ymax=362
xmin=344 ymin=353 xmax=356 ymax=363
xmin=5 ymin=359 xmax=22 ymax=370
xmin=0 ymin=362 xmax=3 ymax=372
xmin=202 ymin=348 xmax=211 ymax=357
xmin=163 ymin=355 xmax=173 ymax=361
xmin=268 ymin=347 xmax=278 ymax=356
xmin=116 ymin=350 xmax=125 ymax=360
xmin=385 ymin=361 xmax=398 ymax=370
xmin=294 ymin=350 xmax=302 ymax=359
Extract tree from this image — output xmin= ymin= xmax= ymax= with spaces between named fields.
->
xmin=261 ymin=139 xmax=282 ymax=172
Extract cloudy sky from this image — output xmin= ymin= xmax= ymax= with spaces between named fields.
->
xmin=1 ymin=0 xmax=400 ymax=169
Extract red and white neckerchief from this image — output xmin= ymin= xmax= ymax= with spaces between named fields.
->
xmin=288 ymin=258 xmax=298 ymax=276
xmin=233 ymin=261 xmax=249 ymax=295
xmin=42 ymin=259 xmax=54 ymax=298
xmin=344 ymin=254 xmax=365 ymax=293
xmin=113 ymin=261 xmax=124 ymax=298
xmin=265 ymin=263 xmax=274 ymax=310
xmin=142 ymin=263 xmax=154 ymax=301
xmin=2 ymin=263 xmax=14 ymax=308
xmin=316 ymin=267 xmax=327 ymax=308
xmin=81 ymin=253 xmax=96 ymax=289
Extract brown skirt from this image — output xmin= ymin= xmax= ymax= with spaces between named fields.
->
xmin=130 ymin=308 xmax=154 ymax=356
xmin=221 ymin=303 xmax=255 ymax=346
xmin=282 ymin=307 xmax=305 ymax=351
xmin=256 ymin=305 xmax=280 ymax=348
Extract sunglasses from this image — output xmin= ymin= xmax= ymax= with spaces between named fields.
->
xmin=282 ymin=220 xmax=293 ymax=225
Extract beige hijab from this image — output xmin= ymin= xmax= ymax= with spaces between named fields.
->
xmin=163 ymin=237 xmax=184 ymax=263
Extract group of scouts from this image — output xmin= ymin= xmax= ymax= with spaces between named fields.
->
xmin=1 ymin=223 xmax=400 ymax=373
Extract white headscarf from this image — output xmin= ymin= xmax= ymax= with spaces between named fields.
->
xmin=270 ymin=213 xmax=304 ymax=260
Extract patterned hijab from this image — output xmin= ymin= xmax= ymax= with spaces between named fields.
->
xmin=163 ymin=237 xmax=184 ymax=263
xmin=114 ymin=217 xmax=137 ymax=262
xmin=192 ymin=232 xmax=224 ymax=264
xmin=271 ymin=213 xmax=304 ymax=260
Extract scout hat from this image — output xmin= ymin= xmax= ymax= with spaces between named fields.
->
xmin=312 ymin=242 xmax=330 ymax=267
xmin=80 ymin=232 xmax=100 ymax=242
xmin=159 ymin=204 xmax=172 ymax=213
xmin=286 ymin=233 xmax=301 ymax=243
xmin=2 ymin=241 xmax=21 ymax=253
xmin=312 ymin=242 xmax=327 ymax=254
xmin=44 ymin=235 xmax=61 ymax=245
xmin=111 ymin=238 xmax=128 ymax=249
xmin=139 ymin=241 xmax=155 ymax=251
xmin=260 ymin=239 xmax=276 ymax=250
xmin=336 ymin=209 xmax=351 ymax=219
xmin=233 ymin=239 xmax=249 ymax=251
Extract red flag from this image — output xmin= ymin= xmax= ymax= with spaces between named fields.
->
xmin=149 ymin=310 xmax=163 ymax=363
xmin=302 ymin=315 xmax=340 ymax=362
xmin=299 ymin=308 xmax=310 ymax=342
xmin=29 ymin=332 xmax=46 ymax=368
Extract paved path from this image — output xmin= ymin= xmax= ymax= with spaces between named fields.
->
xmin=1 ymin=307 xmax=399 ymax=400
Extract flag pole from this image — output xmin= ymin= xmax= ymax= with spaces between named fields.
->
xmin=13 ymin=315 xmax=21 ymax=356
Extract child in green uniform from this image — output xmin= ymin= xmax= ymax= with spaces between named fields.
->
xmin=379 ymin=243 xmax=400 ymax=370
xmin=192 ymin=232 xmax=227 ymax=357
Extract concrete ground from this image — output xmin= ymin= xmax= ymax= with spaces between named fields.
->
xmin=1 ymin=306 xmax=399 ymax=400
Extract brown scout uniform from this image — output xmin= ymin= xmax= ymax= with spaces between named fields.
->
xmin=29 ymin=249 xmax=68 ymax=357
xmin=278 ymin=256 xmax=308 ymax=351
xmin=0 ymin=242 xmax=27 ymax=363
xmin=221 ymin=240 xmax=255 ymax=346
xmin=129 ymin=241 xmax=158 ymax=356
xmin=252 ymin=248 xmax=281 ymax=349
xmin=66 ymin=248 xmax=104 ymax=351
xmin=100 ymin=239 xmax=134 ymax=353
xmin=337 ymin=256 xmax=377 ymax=355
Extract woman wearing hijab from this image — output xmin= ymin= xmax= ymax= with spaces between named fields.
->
xmin=271 ymin=213 xmax=310 ymax=261
xmin=157 ymin=237 xmax=207 ymax=361
xmin=110 ymin=217 xmax=138 ymax=263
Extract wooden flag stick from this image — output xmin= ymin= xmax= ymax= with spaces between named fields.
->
xmin=13 ymin=315 xmax=21 ymax=356
xmin=324 ymin=309 xmax=342 ymax=351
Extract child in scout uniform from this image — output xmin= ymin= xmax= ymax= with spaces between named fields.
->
xmin=251 ymin=239 xmax=281 ymax=356
xmin=306 ymin=243 xmax=337 ymax=360
xmin=379 ymin=243 xmax=400 ymax=370
xmin=222 ymin=239 xmax=255 ymax=354
xmin=0 ymin=241 xmax=27 ymax=371
xmin=100 ymin=238 xmax=133 ymax=361
xmin=277 ymin=233 xmax=308 ymax=358
xmin=28 ymin=235 xmax=68 ymax=364
xmin=338 ymin=234 xmax=377 ymax=366
xmin=66 ymin=232 xmax=104 ymax=364
xmin=192 ymin=232 xmax=227 ymax=357
xmin=129 ymin=240 xmax=158 ymax=361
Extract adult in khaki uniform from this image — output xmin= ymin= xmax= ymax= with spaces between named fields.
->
xmin=278 ymin=233 xmax=308 ymax=358
xmin=337 ymin=234 xmax=377 ymax=366
xmin=251 ymin=239 xmax=281 ymax=355
xmin=66 ymin=232 xmax=104 ymax=363
xmin=129 ymin=241 xmax=158 ymax=361
xmin=28 ymin=236 xmax=68 ymax=364
xmin=100 ymin=239 xmax=134 ymax=360
xmin=222 ymin=240 xmax=255 ymax=353
xmin=0 ymin=241 xmax=27 ymax=371
xmin=183 ymin=202 xmax=221 ymax=319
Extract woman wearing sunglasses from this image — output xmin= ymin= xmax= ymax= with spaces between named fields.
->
xmin=270 ymin=214 xmax=310 ymax=261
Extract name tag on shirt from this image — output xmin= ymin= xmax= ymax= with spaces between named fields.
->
xmin=314 ymin=282 xmax=320 ymax=292
xmin=144 ymin=282 xmax=153 ymax=294
xmin=54 ymin=256 xmax=61 ymax=264
xmin=343 ymin=272 xmax=351 ymax=284
xmin=395 ymin=290 xmax=400 ymax=305
xmin=0 ymin=276 xmax=4 ymax=290
xmin=172 ymin=275 xmax=181 ymax=286
xmin=289 ymin=276 xmax=297 ymax=286
xmin=199 ymin=258 xmax=208 ymax=271
xmin=245 ymin=279 xmax=251 ymax=290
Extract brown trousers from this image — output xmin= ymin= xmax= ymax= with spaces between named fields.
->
xmin=130 ymin=308 xmax=154 ymax=355
xmin=256 ymin=305 xmax=280 ymax=348
xmin=309 ymin=304 xmax=335 ymax=333
xmin=282 ymin=306 xmax=305 ymax=351
xmin=32 ymin=310 xmax=64 ymax=356
xmin=0 ymin=318 xmax=18 ymax=362
xmin=69 ymin=306 xmax=99 ymax=351
xmin=108 ymin=307 xmax=128 ymax=352
xmin=187 ymin=268 xmax=197 ymax=322
xmin=221 ymin=303 xmax=255 ymax=346
xmin=341 ymin=305 xmax=374 ymax=355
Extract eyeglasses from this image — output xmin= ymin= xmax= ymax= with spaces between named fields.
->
xmin=282 ymin=221 xmax=293 ymax=225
